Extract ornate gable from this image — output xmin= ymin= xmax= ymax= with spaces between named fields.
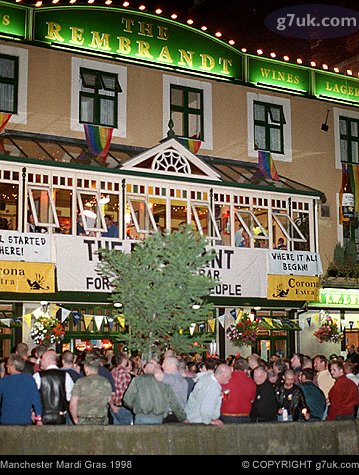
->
xmin=121 ymin=138 xmax=221 ymax=181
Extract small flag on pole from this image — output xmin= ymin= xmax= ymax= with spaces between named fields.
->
xmin=84 ymin=124 xmax=113 ymax=163
xmin=177 ymin=137 xmax=201 ymax=154
xmin=258 ymin=150 xmax=279 ymax=181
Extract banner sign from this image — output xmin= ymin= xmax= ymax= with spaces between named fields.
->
xmin=317 ymin=288 xmax=359 ymax=307
xmin=0 ymin=1 xmax=27 ymax=38
xmin=315 ymin=70 xmax=359 ymax=105
xmin=0 ymin=261 xmax=55 ymax=293
xmin=32 ymin=6 xmax=243 ymax=81
xmin=267 ymin=274 xmax=320 ymax=301
xmin=248 ymin=56 xmax=310 ymax=94
xmin=55 ymin=235 xmax=131 ymax=292
xmin=202 ymin=247 xmax=268 ymax=298
xmin=0 ymin=231 xmax=51 ymax=263
xmin=268 ymin=250 xmax=322 ymax=276
xmin=56 ymin=239 xmax=268 ymax=297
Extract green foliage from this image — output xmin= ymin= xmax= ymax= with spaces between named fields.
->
xmin=97 ymin=226 xmax=218 ymax=356
xmin=333 ymin=243 xmax=345 ymax=266
xmin=325 ymin=240 xmax=359 ymax=279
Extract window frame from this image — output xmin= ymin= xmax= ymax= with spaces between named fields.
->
xmin=127 ymin=195 xmax=158 ymax=235
xmin=253 ymin=100 xmax=285 ymax=154
xmin=339 ymin=115 xmax=359 ymax=165
xmin=272 ymin=212 xmax=306 ymax=243
xmin=190 ymin=201 xmax=221 ymax=241
xmin=0 ymin=53 xmax=19 ymax=114
xmin=79 ymin=67 xmax=121 ymax=128
xmin=28 ymin=185 xmax=60 ymax=229
xmin=170 ymin=84 xmax=204 ymax=141
xmin=77 ymin=190 xmax=107 ymax=233
xmin=235 ymin=209 xmax=269 ymax=241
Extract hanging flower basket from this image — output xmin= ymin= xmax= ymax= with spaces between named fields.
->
xmin=226 ymin=312 xmax=259 ymax=346
xmin=313 ymin=315 xmax=342 ymax=344
xmin=30 ymin=315 xmax=65 ymax=347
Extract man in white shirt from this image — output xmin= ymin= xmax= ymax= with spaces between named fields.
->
xmin=185 ymin=364 xmax=232 ymax=426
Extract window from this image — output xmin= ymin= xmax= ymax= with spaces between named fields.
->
xmin=79 ymin=68 xmax=122 ymax=127
xmin=28 ymin=186 xmax=59 ymax=229
xmin=0 ymin=54 xmax=18 ymax=114
xmin=190 ymin=202 xmax=220 ymax=241
xmin=339 ymin=116 xmax=359 ymax=164
xmin=254 ymin=101 xmax=285 ymax=154
xmin=163 ymin=75 xmax=213 ymax=150
xmin=77 ymin=191 xmax=106 ymax=233
xmin=272 ymin=212 xmax=306 ymax=244
xmin=127 ymin=196 xmax=157 ymax=237
xmin=170 ymin=85 xmax=204 ymax=140
xmin=235 ymin=209 xmax=269 ymax=245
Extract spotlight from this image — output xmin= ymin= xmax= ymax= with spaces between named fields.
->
xmin=321 ymin=110 xmax=330 ymax=132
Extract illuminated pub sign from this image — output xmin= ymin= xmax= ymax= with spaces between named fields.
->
xmin=318 ymin=288 xmax=359 ymax=307
xmin=32 ymin=6 xmax=243 ymax=80
xmin=315 ymin=71 xmax=359 ymax=105
xmin=0 ymin=1 xmax=27 ymax=38
xmin=248 ymin=57 xmax=310 ymax=94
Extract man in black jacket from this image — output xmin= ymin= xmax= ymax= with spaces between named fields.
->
xmin=250 ymin=366 xmax=277 ymax=422
xmin=33 ymin=350 xmax=74 ymax=424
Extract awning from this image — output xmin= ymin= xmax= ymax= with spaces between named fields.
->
xmin=259 ymin=317 xmax=301 ymax=331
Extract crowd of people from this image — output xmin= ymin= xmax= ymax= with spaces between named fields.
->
xmin=0 ymin=342 xmax=358 ymax=426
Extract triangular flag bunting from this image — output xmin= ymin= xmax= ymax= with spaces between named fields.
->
xmin=229 ymin=308 xmax=237 ymax=322
xmin=117 ymin=315 xmax=126 ymax=328
xmin=83 ymin=315 xmax=93 ymax=330
xmin=32 ymin=307 xmax=43 ymax=319
xmin=23 ymin=313 xmax=32 ymax=328
xmin=50 ymin=304 xmax=60 ymax=317
xmin=189 ymin=323 xmax=196 ymax=335
xmin=61 ymin=308 xmax=71 ymax=323
xmin=72 ymin=312 xmax=82 ymax=326
xmin=217 ymin=315 xmax=225 ymax=327
xmin=94 ymin=315 xmax=104 ymax=331
xmin=107 ymin=316 xmax=114 ymax=330
xmin=1 ymin=319 xmax=11 ymax=327
xmin=207 ymin=319 xmax=216 ymax=332
xmin=306 ymin=317 xmax=311 ymax=327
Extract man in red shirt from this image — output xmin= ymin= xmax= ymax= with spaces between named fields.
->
xmin=111 ymin=352 xmax=133 ymax=425
xmin=327 ymin=361 xmax=359 ymax=420
xmin=220 ymin=357 xmax=256 ymax=423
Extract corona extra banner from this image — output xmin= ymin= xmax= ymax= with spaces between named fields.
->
xmin=268 ymin=274 xmax=320 ymax=301
xmin=0 ymin=261 xmax=55 ymax=293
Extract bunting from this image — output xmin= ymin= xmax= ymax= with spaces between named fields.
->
xmin=107 ymin=316 xmax=114 ymax=331
xmin=258 ymin=150 xmax=280 ymax=181
xmin=83 ymin=315 xmax=93 ymax=330
xmin=84 ymin=124 xmax=113 ymax=163
xmin=189 ymin=323 xmax=196 ymax=335
xmin=306 ymin=317 xmax=311 ymax=327
xmin=0 ymin=112 xmax=11 ymax=134
xmin=177 ymin=137 xmax=201 ymax=154
xmin=94 ymin=315 xmax=104 ymax=331
xmin=23 ymin=313 xmax=32 ymax=328
xmin=207 ymin=319 xmax=216 ymax=332
xmin=61 ymin=308 xmax=71 ymax=323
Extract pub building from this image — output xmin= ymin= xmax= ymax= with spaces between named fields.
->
xmin=0 ymin=1 xmax=357 ymax=359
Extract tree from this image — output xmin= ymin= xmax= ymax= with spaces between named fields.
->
xmin=97 ymin=226 xmax=218 ymax=356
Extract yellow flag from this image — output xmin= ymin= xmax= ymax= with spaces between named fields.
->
xmin=83 ymin=315 xmax=93 ymax=329
xmin=207 ymin=319 xmax=216 ymax=332
xmin=50 ymin=304 xmax=60 ymax=317
xmin=23 ymin=313 xmax=32 ymax=328
xmin=117 ymin=316 xmax=126 ymax=328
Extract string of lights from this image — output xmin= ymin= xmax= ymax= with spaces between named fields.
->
xmin=9 ymin=0 xmax=359 ymax=77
